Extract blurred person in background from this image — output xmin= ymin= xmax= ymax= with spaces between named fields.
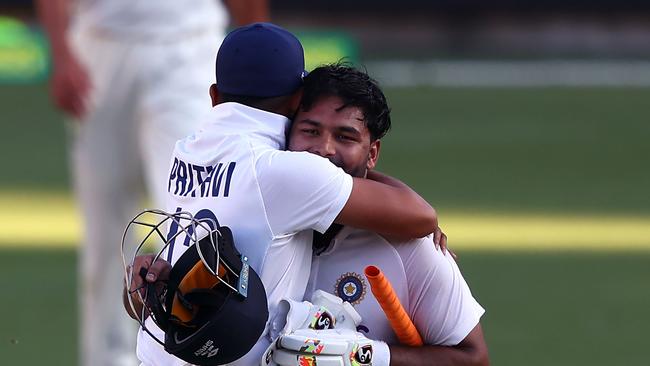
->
xmin=36 ymin=1 xmax=269 ymax=365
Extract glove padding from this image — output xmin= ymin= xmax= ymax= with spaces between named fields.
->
xmin=263 ymin=290 xmax=368 ymax=366
xmin=269 ymin=290 xmax=362 ymax=340
xmin=265 ymin=328 xmax=374 ymax=366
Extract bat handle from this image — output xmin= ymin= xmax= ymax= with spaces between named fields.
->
xmin=365 ymin=265 xmax=423 ymax=347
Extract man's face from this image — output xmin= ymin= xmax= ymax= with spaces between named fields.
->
xmin=288 ymin=95 xmax=379 ymax=178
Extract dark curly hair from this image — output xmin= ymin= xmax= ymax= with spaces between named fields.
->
xmin=300 ymin=63 xmax=392 ymax=141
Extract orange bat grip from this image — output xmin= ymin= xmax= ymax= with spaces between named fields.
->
xmin=364 ymin=265 xmax=423 ymax=346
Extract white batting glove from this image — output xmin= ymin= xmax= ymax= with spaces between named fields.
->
xmin=269 ymin=290 xmax=362 ymax=339
xmin=262 ymin=290 xmax=367 ymax=366
xmin=310 ymin=290 xmax=362 ymax=331
xmin=264 ymin=328 xmax=390 ymax=366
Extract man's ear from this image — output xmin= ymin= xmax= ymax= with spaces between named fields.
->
xmin=209 ymin=84 xmax=220 ymax=107
xmin=286 ymin=88 xmax=304 ymax=118
xmin=367 ymin=140 xmax=381 ymax=170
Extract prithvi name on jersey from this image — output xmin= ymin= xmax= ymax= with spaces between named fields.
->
xmin=167 ymin=158 xmax=236 ymax=198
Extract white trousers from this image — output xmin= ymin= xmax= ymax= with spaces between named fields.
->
xmin=69 ymin=26 xmax=223 ymax=366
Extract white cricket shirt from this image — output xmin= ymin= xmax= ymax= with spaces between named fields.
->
xmin=73 ymin=0 xmax=227 ymax=40
xmin=136 ymin=103 xmax=353 ymax=365
xmin=305 ymin=227 xmax=485 ymax=346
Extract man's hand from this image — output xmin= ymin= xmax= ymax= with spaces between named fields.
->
xmin=36 ymin=0 xmax=92 ymax=119
xmin=122 ymin=254 xmax=171 ymax=320
xmin=433 ymin=226 xmax=457 ymax=260
xmin=363 ymin=170 xmax=455 ymax=258
xmin=50 ymin=51 xmax=92 ymax=119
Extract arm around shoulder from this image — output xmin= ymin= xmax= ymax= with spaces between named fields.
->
xmin=335 ymin=176 xmax=438 ymax=238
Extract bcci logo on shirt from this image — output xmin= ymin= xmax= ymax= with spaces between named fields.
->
xmin=335 ymin=272 xmax=366 ymax=305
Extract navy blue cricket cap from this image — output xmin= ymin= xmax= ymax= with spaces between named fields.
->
xmin=216 ymin=22 xmax=306 ymax=98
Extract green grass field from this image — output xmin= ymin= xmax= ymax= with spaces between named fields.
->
xmin=1 ymin=84 xmax=649 ymax=365
xmin=2 ymin=248 xmax=649 ymax=365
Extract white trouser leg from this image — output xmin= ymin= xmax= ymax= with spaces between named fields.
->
xmin=132 ymin=30 xmax=223 ymax=366
xmin=72 ymin=26 xmax=224 ymax=366
xmin=138 ymin=30 xmax=224 ymax=210
xmin=70 ymin=29 xmax=141 ymax=366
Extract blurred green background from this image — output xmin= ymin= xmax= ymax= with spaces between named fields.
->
xmin=1 ymin=83 xmax=649 ymax=365
xmin=3 ymin=1 xmax=650 ymax=363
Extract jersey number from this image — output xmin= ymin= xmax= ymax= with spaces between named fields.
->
xmin=165 ymin=207 xmax=220 ymax=262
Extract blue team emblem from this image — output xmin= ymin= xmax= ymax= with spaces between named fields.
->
xmin=335 ymin=272 xmax=366 ymax=305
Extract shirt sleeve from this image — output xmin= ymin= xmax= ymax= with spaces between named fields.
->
xmin=255 ymin=150 xmax=353 ymax=237
xmin=395 ymin=237 xmax=485 ymax=346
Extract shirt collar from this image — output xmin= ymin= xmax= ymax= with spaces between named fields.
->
xmin=205 ymin=102 xmax=291 ymax=149
xmin=317 ymin=226 xmax=357 ymax=256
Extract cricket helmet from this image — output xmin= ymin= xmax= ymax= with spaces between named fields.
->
xmin=122 ymin=210 xmax=268 ymax=365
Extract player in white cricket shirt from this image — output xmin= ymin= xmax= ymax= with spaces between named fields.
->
xmin=37 ymin=1 xmax=269 ymax=365
xmin=265 ymin=64 xmax=489 ymax=365
xmin=126 ymin=24 xmax=442 ymax=366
